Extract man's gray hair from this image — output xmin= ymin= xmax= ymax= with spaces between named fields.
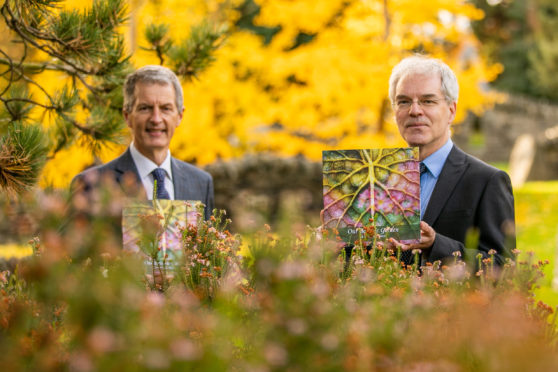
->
xmin=123 ymin=65 xmax=184 ymax=113
xmin=388 ymin=55 xmax=459 ymax=105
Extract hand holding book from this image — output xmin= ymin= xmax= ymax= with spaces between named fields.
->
xmin=386 ymin=221 xmax=435 ymax=252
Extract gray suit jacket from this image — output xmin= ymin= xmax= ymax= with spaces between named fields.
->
xmin=421 ymin=145 xmax=515 ymax=266
xmin=71 ymin=148 xmax=214 ymax=220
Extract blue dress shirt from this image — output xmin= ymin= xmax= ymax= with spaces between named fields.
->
xmin=420 ymin=139 xmax=454 ymax=219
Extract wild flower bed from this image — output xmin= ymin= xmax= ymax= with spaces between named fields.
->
xmin=0 ymin=190 xmax=557 ymax=371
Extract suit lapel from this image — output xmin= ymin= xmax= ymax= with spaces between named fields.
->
xmin=171 ymin=158 xmax=190 ymax=200
xmin=112 ymin=148 xmax=141 ymax=185
xmin=423 ymin=146 xmax=469 ymax=225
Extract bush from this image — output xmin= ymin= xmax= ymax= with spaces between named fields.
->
xmin=0 ymin=189 xmax=557 ymax=371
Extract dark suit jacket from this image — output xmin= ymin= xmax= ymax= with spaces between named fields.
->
xmin=421 ymin=145 xmax=515 ymax=266
xmin=71 ymin=148 xmax=214 ymax=220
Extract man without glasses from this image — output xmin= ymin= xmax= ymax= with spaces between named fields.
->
xmin=72 ymin=65 xmax=214 ymax=220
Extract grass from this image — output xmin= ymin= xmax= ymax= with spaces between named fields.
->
xmin=515 ymin=181 xmax=558 ymax=308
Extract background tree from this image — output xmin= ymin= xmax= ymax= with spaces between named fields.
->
xmin=470 ymin=0 xmax=535 ymax=96
xmin=63 ymin=0 xmax=495 ymax=192
xmin=24 ymin=0 xmax=501 ymax=188
xmin=0 ymin=0 xmax=226 ymax=194
xmin=471 ymin=0 xmax=558 ymax=102
xmin=528 ymin=0 xmax=558 ymax=101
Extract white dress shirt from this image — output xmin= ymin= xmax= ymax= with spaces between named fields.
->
xmin=129 ymin=143 xmax=175 ymax=200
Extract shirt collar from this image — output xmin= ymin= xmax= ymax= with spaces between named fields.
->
xmin=422 ymin=138 xmax=453 ymax=178
xmin=129 ymin=142 xmax=173 ymax=180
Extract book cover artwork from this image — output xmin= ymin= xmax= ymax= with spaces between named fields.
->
xmin=122 ymin=200 xmax=202 ymax=267
xmin=322 ymin=147 xmax=420 ymax=244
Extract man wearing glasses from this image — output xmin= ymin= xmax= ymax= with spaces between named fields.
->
xmin=388 ymin=56 xmax=515 ymax=266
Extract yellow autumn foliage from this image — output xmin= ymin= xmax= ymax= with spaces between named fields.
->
xmin=38 ymin=0 xmax=501 ymax=188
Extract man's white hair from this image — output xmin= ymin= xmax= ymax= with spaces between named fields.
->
xmin=388 ymin=55 xmax=459 ymax=105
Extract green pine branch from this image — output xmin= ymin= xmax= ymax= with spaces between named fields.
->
xmin=0 ymin=0 xmax=131 ymax=195
xmin=0 ymin=122 xmax=48 ymax=195
xmin=168 ymin=22 xmax=228 ymax=81
xmin=141 ymin=21 xmax=228 ymax=82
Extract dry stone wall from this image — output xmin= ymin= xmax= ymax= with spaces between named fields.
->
xmin=453 ymin=94 xmax=558 ymax=181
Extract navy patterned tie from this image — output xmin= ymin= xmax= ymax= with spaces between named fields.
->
xmin=420 ymin=161 xmax=427 ymax=175
xmin=151 ymin=168 xmax=170 ymax=200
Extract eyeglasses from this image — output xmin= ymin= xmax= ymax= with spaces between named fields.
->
xmin=393 ymin=97 xmax=445 ymax=111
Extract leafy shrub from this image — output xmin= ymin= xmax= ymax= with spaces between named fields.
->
xmin=0 ymin=188 xmax=557 ymax=371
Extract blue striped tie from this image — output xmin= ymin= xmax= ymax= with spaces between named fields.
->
xmin=151 ymin=168 xmax=170 ymax=199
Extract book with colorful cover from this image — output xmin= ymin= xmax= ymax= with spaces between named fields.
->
xmin=322 ymin=147 xmax=421 ymax=244
xmin=122 ymin=199 xmax=203 ymax=270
